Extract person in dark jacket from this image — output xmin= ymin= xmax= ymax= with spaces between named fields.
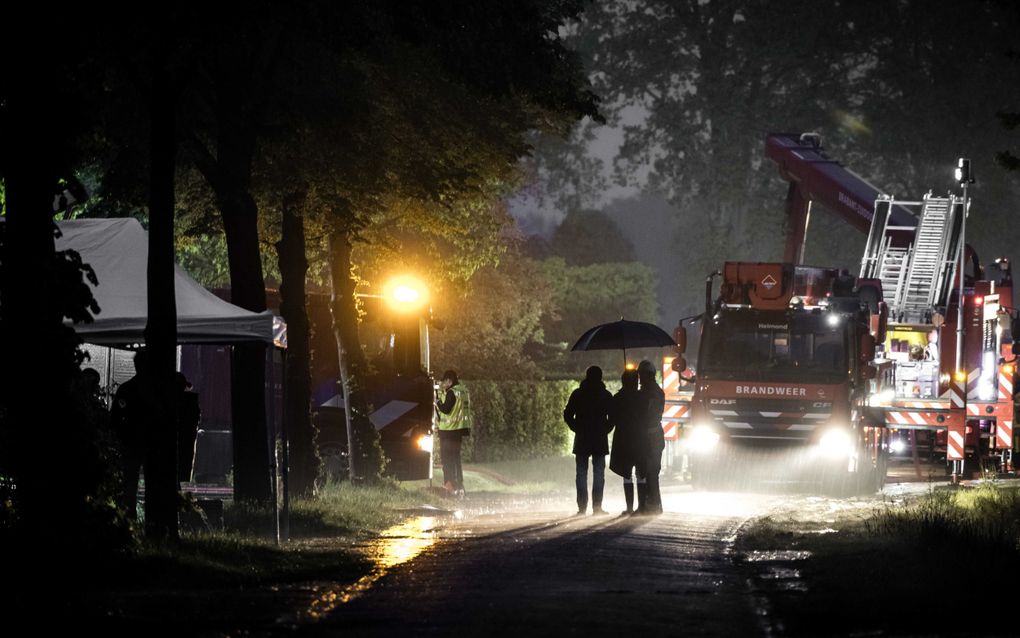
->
xmin=609 ymin=369 xmax=646 ymax=516
xmin=637 ymin=360 xmax=666 ymax=514
xmin=110 ymin=350 xmax=154 ymax=520
xmin=563 ymin=365 xmax=613 ymax=515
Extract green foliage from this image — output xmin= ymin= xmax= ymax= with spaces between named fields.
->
xmin=549 ymin=208 xmax=635 ymax=265
xmin=539 ymin=257 xmax=659 ymax=345
xmin=461 ymin=380 xmax=575 ymax=462
xmin=998 ymin=53 xmax=1020 ymax=173
xmin=867 ymin=484 xmax=1020 ymax=559
xmin=430 ymin=251 xmax=661 ymax=380
xmin=430 ymin=251 xmax=551 ymax=380
xmin=225 ymin=480 xmax=421 ymax=539
xmin=531 ymin=0 xmax=1020 ymax=317
xmin=351 ymin=404 xmax=387 ymax=484
xmin=0 ymin=216 xmax=131 ymax=554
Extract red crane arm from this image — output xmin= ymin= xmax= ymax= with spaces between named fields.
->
xmin=765 ymin=133 xmax=914 ymax=263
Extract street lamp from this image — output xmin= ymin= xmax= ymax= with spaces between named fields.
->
xmin=341 ymin=274 xmax=434 ymax=483
xmin=382 ymin=274 xmax=430 ymax=313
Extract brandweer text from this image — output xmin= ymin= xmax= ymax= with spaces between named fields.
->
xmin=736 ymin=386 xmax=807 ymax=396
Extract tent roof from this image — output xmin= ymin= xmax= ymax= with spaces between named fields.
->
xmin=56 ymin=218 xmax=285 ymax=347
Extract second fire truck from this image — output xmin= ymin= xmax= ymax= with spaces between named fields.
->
xmin=669 ymin=133 xmax=1017 ymax=490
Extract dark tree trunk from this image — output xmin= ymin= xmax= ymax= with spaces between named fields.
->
xmin=327 ymin=229 xmax=384 ymax=481
xmin=143 ymin=51 xmax=180 ymax=542
xmin=276 ymin=194 xmax=318 ymax=496
xmin=222 ymin=200 xmax=272 ymax=505
xmin=2 ymin=109 xmax=73 ymax=549
xmin=189 ymin=98 xmax=273 ymax=506
xmin=0 ymin=49 xmax=117 ymax=557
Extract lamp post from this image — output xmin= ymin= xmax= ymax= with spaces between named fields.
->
xmin=343 ymin=275 xmax=431 ymax=483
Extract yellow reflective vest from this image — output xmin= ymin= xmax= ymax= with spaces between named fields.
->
xmin=437 ymin=384 xmax=472 ymax=431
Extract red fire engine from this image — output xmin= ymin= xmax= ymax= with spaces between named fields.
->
xmin=672 ymin=262 xmax=889 ymax=493
xmin=669 ymin=132 xmax=1017 ymax=489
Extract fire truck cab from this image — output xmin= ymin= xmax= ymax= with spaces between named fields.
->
xmin=674 ymin=262 xmax=889 ymax=494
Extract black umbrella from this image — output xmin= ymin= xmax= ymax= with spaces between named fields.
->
xmin=570 ymin=318 xmax=676 ymax=364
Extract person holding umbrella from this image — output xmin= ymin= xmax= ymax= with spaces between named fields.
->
xmin=563 ymin=365 xmax=613 ymax=515
xmin=609 ymin=369 xmax=647 ymax=516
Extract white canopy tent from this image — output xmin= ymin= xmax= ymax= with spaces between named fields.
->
xmin=55 ymin=218 xmax=285 ymax=347
xmin=53 ymin=218 xmax=291 ymax=539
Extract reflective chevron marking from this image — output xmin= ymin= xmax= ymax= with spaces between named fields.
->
xmin=997 ymin=419 xmax=1013 ymax=449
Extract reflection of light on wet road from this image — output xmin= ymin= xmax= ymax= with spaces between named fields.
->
xmin=664 ymin=490 xmax=774 ymax=519
xmin=304 ymin=516 xmax=438 ymax=620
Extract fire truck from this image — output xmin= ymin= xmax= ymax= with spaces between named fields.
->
xmin=670 ymin=132 xmax=1017 ymax=490
xmin=672 ymin=261 xmax=889 ymax=493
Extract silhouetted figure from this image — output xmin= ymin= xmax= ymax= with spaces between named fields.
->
xmin=76 ymin=366 xmax=112 ymax=442
xmin=609 ymin=369 xmax=646 ymax=516
xmin=110 ymin=350 xmax=154 ymax=520
xmin=637 ymin=360 xmax=666 ymax=515
xmin=564 ymin=365 xmax=613 ymax=515
xmin=176 ymin=372 xmax=201 ymax=483
xmin=78 ymin=367 xmax=106 ymax=407
xmin=436 ymin=370 xmax=471 ymax=496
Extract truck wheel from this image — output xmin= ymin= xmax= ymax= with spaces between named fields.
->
xmin=819 ymin=467 xmax=854 ymax=498
xmin=875 ymin=454 xmax=888 ymax=491
xmin=691 ymin=457 xmax=719 ymax=491
xmin=855 ymin=464 xmax=880 ymax=495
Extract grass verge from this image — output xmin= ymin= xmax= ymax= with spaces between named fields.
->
xmin=400 ymin=456 xmax=576 ymax=495
xmin=45 ymin=480 xmax=445 ymax=593
xmin=738 ymin=482 xmax=1020 ymax=636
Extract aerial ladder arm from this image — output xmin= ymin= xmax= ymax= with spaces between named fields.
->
xmin=765 ymin=132 xmax=915 ymax=264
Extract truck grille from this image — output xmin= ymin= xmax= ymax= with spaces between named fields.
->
xmin=708 ymin=399 xmax=833 ymax=442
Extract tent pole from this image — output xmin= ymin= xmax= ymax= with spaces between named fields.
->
xmin=280 ymin=347 xmax=290 ymax=542
xmin=267 ymin=346 xmax=280 ymax=545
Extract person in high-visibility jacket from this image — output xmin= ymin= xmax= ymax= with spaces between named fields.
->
xmin=436 ymin=369 xmax=471 ymax=496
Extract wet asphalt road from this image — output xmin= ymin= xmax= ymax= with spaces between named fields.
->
xmin=76 ymin=475 xmax=936 ymax=636
xmin=285 ymin=486 xmax=788 ymax=638
xmin=273 ymin=474 xmax=941 ymax=638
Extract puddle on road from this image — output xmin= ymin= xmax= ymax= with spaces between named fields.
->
xmin=760 ymin=566 xmax=801 ymax=580
xmin=303 ymin=515 xmax=443 ymax=620
xmin=743 ymin=550 xmax=812 ymax=562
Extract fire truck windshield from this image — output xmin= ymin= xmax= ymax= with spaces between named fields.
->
xmin=700 ymin=309 xmax=847 ymax=381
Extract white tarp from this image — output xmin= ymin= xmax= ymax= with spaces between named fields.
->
xmin=55 ymin=217 xmax=285 ymax=347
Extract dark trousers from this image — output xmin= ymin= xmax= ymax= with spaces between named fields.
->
xmin=439 ymin=430 xmax=465 ymax=490
xmin=575 ymin=454 xmax=606 ymax=511
xmin=645 ymin=430 xmax=665 ymax=512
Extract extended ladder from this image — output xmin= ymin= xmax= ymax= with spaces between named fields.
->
xmin=860 ymin=193 xmax=964 ymax=323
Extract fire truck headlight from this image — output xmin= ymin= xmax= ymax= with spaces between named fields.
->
xmin=818 ymin=428 xmax=854 ymax=459
xmin=417 ymin=434 xmax=434 ymax=453
xmin=687 ymin=424 xmax=720 ymax=453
